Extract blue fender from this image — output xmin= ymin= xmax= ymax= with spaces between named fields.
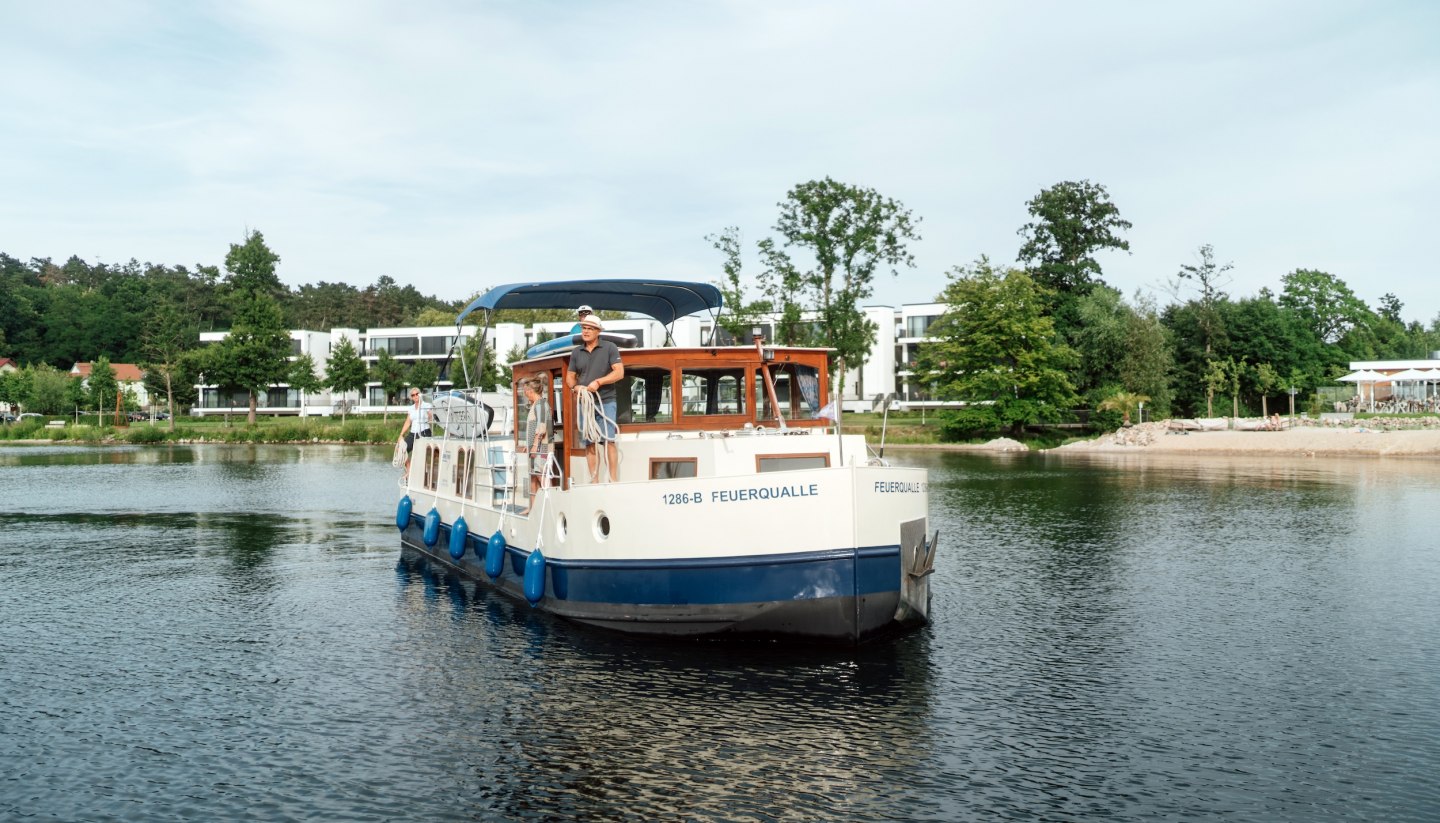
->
xmin=524 ymin=549 xmax=546 ymax=605
xmin=395 ymin=496 xmax=413 ymax=530
xmin=448 ymin=516 xmax=468 ymax=560
xmin=485 ymin=530 xmax=506 ymax=579
xmin=423 ymin=508 xmax=441 ymax=546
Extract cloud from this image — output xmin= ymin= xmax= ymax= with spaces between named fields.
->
xmin=2 ymin=0 xmax=1437 ymax=321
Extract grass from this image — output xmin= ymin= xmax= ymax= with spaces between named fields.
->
xmin=0 ymin=414 xmax=401 ymax=444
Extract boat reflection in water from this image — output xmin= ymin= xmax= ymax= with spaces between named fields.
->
xmin=394 ymin=549 xmax=938 ymax=819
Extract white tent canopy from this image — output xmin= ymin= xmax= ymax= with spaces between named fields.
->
xmin=1338 ymin=369 xmax=1385 ymax=383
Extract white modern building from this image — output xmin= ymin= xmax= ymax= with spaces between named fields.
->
xmin=192 ymin=303 xmax=948 ymax=416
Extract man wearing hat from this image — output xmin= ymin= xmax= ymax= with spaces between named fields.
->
xmin=565 ymin=314 xmax=623 ymax=483
xmin=569 ymin=305 xmax=594 ymax=334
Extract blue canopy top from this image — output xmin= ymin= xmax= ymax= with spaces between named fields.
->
xmin=456 ymin=279 xmax=723 ymax=327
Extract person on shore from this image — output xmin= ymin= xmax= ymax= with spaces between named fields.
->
xmin=397 ymin=387 xmax=434 ymax=474
xmin=566 ymin=315 xmax=623 ymax=483
xmin=519 ymin=376 xmax=553 ymax=513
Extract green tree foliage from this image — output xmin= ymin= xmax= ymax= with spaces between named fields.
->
xmin=212 ymin=290 xmax=293 ymax=425
xmin=1254 ymin=363 xmax=1279 ymax=418
xmin=288 ymin=352 xmax=325 ymax=416
xmin=140 ymin=298 xmax=198 ymax=429
xmin=1279 ymin=269 xmax=1368 ymax=344
xmin=87 ymin=357 xmax=119 ymax=418
xmin=1172 ymin=244 xmax=1232 ymax=356
xmin=407 ymin=359 xmax=439 ymax=394
xmin=1202 ymin=359 xmax=1227 ymax=417
xmin=370 ymin=350 xmax=408 ymax=421
xmin=708 ymin=226 xmax=772 ymax=344
xmin=1119 ymin=294 xmax=1174 ymax=418
xmin=765 ymin=177 xmax=921 ymax=388
xmin=1070 ymin=286 xmax=1132 ymax=401
xmin=916 ymin=259 xmax=1078 ymax=437
xmin=223 ymin=230 xmax=285 ymax=298
xmin=324 ymin=337 xmax=368 ymax=423
xmin=28 ymin=364 xmax=70 ymax=414
xmin=1017 ymin=180 xmax=1132 ymax=300
xmin=456 ymin=333 xmax=501 ymax=390
xmin=1098 ymin=390 xmax=1150 ymax=426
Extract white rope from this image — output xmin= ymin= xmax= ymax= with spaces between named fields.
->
xmin=574 ymin=389 xmax=618 ymax=482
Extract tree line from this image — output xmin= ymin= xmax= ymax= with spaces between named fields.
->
xmin=0 ymin=231 xmax=502 ymax=425
xmin=712 ymin=177 xmax=1440 ymax=437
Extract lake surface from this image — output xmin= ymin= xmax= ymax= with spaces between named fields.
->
xmin=2 ymin=444 xmax=1437 ymax=821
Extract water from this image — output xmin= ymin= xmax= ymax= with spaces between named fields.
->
xmin=2 ymin=444 xmax=1437 ymax=821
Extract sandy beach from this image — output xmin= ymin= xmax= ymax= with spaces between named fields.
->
xmin=1049 ymin=420 xmax=1440 ymax=457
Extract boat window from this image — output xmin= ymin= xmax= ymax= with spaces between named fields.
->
xmin=755 ymin=370 xmax=791 ymax=422
xmin=649 ymin=458 xmax=698 ymax=480
xmin=454 ymin=448 xmax=476 ymax=499
xmin=620 ymin=367 xmax=672 ymax=424
xmin=679 ymin=368 xmax=746 ymax=417
xmin=423 ymin=445 xmax=441 ymax=490
xmin=756 ymin=454 xmax=829 ymax=473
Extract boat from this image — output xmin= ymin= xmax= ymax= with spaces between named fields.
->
xmin=392 ymin=279 xmax=936 ymax=642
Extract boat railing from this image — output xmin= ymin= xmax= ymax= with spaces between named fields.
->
xmin=424 ymin=387 xmax=523 ymax=513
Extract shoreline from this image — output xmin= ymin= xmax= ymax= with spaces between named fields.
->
xmin=9 ymin=422 xmax=1440 ymax=458
xmin=1046 ymin=421 xmax=1440 ymax=458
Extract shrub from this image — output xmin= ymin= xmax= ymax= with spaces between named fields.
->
xmin=937 ymin=407 xmax=1001 ymax=442
xmin=123 ymin=426 xmax=169 ymax=444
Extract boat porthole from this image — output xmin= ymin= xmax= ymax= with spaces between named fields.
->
xmin=556 ymin=513 xmax=567 ymax=543
xmin=595 ymin=512 xmax=610 ymax=541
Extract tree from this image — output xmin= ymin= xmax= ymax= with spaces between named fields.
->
xmin=28 ymin=364 xmax=70 ymax=414
xmin=325 ymin=337 xmax=368 ymax=423
xmin=407 ymin=360 xmax=439 ymax=395
xmin=1279 ymin=269 xmax=1367 ymax=344
xmin=87 ymin=357 xmax=119 ymax=422
xmin=1119 ymin=293 xmax=1174 ymax=418
xmin=708 ymin=226 xmax=772 ymax=344
xmin=1016 ymin=180 xmax=1131 ymax=299
xmin=370 ymin=350 xmax=408 ymax=422
xmin=1172 ymin=244 xmax=1232 ymax=356
xmin=456 ymin=334 xmax=500 ymax=390
xmin=1254 ymin=363 xmax=1279 ymax=418
xmin=767 ymin=177 xmax=921 ymax=395
xmin=288 ymin=352 xmax=324 ymax=417
xmin=211 ymin=290 xmax=292 ymax=424
xmin=1070 ymin=286 xmax=1132 ymax=400
xmin=1202 ymin=359 xmax=1227 ymax=418
xmin=1378 ymin=293 xmax=1404 ymax=324
xmin=140 ymin=298 xmax=197 ymax=430
xmin=1225 ymin=358 xmax=1243 ymax=419
xmin=1098 ymin=390 xmax=1150 ymax=426
xmin=223 ymin=229 xmax=285 ymax=299
xmin=915 ymin=259 xmax=1078 ymax=437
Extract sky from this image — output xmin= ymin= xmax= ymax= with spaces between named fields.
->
xmin=3 ymin=1 xmax=1438 ymax=323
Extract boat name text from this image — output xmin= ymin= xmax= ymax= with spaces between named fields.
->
xmin=873 ymin=481 xmax=927 ymax=493
xmin=662 ymin=484 xmax=821 ymax=506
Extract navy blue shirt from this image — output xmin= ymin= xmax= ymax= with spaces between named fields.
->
xmin=568 ymin=340 xmax=621 ymax=404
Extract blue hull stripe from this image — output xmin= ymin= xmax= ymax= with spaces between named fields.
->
xmin=411 ymin=516 xmax=900 ymax=606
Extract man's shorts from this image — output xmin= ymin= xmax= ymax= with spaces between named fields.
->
xmin=581 ymin=400 xmax=618 ymax=446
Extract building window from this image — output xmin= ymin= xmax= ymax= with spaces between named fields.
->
xmin=421 ymin=336 xmax=449 ymax=356
xmin=906 ymin=315 xmax=938 ymax=338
